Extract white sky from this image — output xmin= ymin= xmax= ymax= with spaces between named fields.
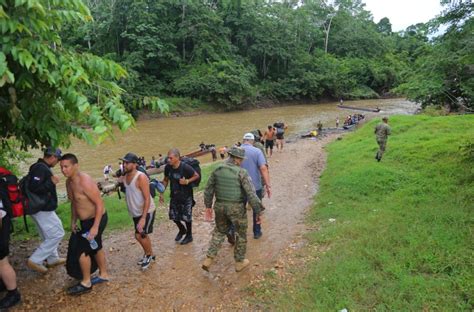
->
xmin=363 ymin=0 xmax=445 ymax=31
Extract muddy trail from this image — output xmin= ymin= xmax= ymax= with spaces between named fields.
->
xmin=9 ymin=134 xmax=338 ymax=311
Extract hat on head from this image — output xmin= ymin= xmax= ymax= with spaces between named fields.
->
xmin=382 ymin=116 xmax=388 ymax=121
xmin=227 ymin=147 xmax=246 ymax=159
xmin=44 ymin=147 xmax=62 ymax=158
xmin=120 ymin=152 xmax=139 ymax=163
xmin=243 ymin=133 xmax=255 ymax=140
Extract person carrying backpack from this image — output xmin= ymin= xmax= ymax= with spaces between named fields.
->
xmin=0 ymin=181 xmax=21 ymax=309
xmin=26 ymin=147 xmax=66 ymax=274
xmin=161 ymin=148 xmax=200 ymax=245
xmin=273 ymin=122 xmax=288 ymax=152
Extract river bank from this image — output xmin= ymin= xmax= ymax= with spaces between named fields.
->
xmin=137 ymin=96 xmax=403 ymax=120
xmin=8 ymin=129 xmax=340 ymax=310
xmin=248 ymin=114 xmax=474 ymax=310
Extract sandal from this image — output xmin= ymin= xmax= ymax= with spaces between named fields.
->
xmin=91 ymin=276 xmax=109 ymax=285
xmin=67 ymin=283 xmax=92 ymax=296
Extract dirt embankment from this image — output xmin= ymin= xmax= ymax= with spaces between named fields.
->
xmin=9 ymin=133 xmax=340 ymax=311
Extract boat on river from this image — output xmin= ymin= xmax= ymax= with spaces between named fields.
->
xmin=343 ymin=123 xmax=357 ymax=130
xmin=184 ymin=149 xmax=211 ymax=158
xmin=337 ymin=104 xmax=380 ymax=112
xmin=145 ymin=148 xmax=213 ymax=176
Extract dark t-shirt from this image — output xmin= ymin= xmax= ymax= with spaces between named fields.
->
xmin=164 ymin=162 xmax=196 ymax=199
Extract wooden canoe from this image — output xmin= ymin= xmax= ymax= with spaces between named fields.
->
xmin=184 ymin=149 xmax=211 ymax=158
xmin=337 ymin=105 xmax=380 ymax=113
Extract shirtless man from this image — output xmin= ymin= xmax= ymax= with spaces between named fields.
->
xmin=263 ymin=125 xmax=276 ymax=158
xmin=60 ymin=153 xmax=109 ymax=296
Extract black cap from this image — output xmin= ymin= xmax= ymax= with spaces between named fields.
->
xmin=44 ymin=147 xmax=62 ymax=158
xmin=120 ymin=152 xmax=139 ymax=163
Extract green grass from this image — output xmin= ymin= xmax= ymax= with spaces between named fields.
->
xmin=258 ymin=115 xmax=474 ymax=310
xmin=11 ymin=161 xmax=222 ymax=240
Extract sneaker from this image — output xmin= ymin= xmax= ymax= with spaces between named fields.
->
xmin=46 ymin=257 xmax=66 ymax=268
xmin=254 ymin=232 xmax=263 ymax=239
xmin=201 ymin=257 xmax=214 ymax=272
xmin=180 ymin=235 xmax=193 ymax=245
xmin=235 ymin=259 xmax=250 ymax=272
xmin=137 ymin=255 xmax=146 ymax=265
xmin=138 ymin=255 xmax=156 ymax=265
xmin=0 ymin=290 xmax=21 ymax=309
xmin=27 ymin=259 xmax=48 ymax=274
xmin=141 ymin=255 xmax=156 ymax=270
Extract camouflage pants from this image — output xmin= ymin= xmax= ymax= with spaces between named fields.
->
xmin=206 ymin=202 xmax=248 ymax=262
xmin=376 ymin=139 xmax=387 ymax=160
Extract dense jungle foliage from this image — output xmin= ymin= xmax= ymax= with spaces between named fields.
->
xmin=60 ymin=0 xmax=473 ymax=112
xmin=0 ymin=0 xmax=472 ymax=166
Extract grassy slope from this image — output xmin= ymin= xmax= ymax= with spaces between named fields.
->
xmin=272 ymin=115 xmax=473 ymax=310
xmin=12 ymin=161 xmax=221 ymax=240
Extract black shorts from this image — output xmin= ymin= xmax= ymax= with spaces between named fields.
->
xmin=265 ymin=140 xmax=274 ymax=149
xmin=133 ymin=211 xmax=155 ymax=234
xmin=79 ymin=213 xmax=108 ymax=255
xmin=0 ymin=216 xmax=11 ymax=260
xmin=276 ymin=134 xmax=284 ymax=140
xmin=169 ymin=197 xmax=194 ymax=223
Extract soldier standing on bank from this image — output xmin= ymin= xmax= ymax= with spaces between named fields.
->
xmin=202 ymin=147 xmax=265 ymax=273
xmin=375 ymin=117 xmax=391 ymax=162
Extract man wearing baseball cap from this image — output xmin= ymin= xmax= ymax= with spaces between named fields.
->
xmin=26 ymin=147 xmax=66 ymax=274
xmin=119 ymin=152 xmax=156 ymax=270
xmin=240 ymin=133 xmax=270 ymax=239
xmin=202 ymin=147 xmax=265 ymax=272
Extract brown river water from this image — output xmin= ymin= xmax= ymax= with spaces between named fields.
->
xmin=39 ymin=98 xmax=416 ymax=193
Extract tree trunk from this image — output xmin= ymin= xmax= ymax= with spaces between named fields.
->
xmin=182 ymin=3 xmax=186 ymax=61
xmin=324 ymin=15 xmax=334 ymax=54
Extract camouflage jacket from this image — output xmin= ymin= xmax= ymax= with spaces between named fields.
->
xmin=375 ymin=123 xmax=391 ymax=140
xmin=204 ymin=159 xmax=265 ymax=214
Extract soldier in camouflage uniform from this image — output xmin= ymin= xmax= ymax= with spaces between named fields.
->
xmin=374 ymin=117 xmax=391 ymax=161
xmin=202 ymin=147 xmax=265 ymax=272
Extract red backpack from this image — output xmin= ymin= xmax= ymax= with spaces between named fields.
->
xmin=0 ymin=167 xmax=24 ymax=218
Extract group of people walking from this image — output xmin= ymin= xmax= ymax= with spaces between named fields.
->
xmin=0 ymin=125 xmax=279 ymax=306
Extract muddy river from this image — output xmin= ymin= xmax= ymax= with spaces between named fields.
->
xmin=49 ymin=98 xmax=417 ymax=185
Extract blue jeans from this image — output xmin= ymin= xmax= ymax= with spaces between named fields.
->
xmin=229 ymin=189 xmax=263 ymax=238
xmin=250 ymin=189 xmax=263 ymax=237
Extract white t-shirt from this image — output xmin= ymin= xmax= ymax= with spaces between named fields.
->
xmin=123 ymin=171 xmax=155 ymax=218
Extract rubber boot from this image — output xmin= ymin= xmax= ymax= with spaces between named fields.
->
xmin=180 ymin=222 xmax=193 ymax=245
xmin=235 ymin=259 xmax=250 ymax=272
xmin=174 ymin=221 xmax=186 ymax=242
xmin=201 ymin=257 xmax=214 ymax=271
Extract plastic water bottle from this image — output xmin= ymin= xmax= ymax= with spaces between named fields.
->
xmin=82 ymin=231 xmax=98 ymax=250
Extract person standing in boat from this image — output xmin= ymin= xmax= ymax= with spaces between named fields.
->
xmin=317 ymin=121 xmax=323 ymax=132
xmin=374 ymin=117 xmax=391 ymax=162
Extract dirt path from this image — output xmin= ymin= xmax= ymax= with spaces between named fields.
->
xmin=10 ymin=134 xmax=339 ymax=311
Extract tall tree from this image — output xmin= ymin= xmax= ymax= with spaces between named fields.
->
xmin=0 ymin=0 xmax=165 ymax=161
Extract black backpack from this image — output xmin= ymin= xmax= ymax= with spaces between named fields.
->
xmin=180 ymin=157 xmax=201 ymax=188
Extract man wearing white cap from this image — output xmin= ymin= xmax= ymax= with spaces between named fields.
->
xmin=240 ymin=133 xmax=271 ymax=239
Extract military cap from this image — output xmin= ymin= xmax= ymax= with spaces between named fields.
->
xmin=228 ymin=147 xmax=246 ymax=159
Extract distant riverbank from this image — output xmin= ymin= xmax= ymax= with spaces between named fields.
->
xmin=137 ymin=96 xmax=402 ymax=120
